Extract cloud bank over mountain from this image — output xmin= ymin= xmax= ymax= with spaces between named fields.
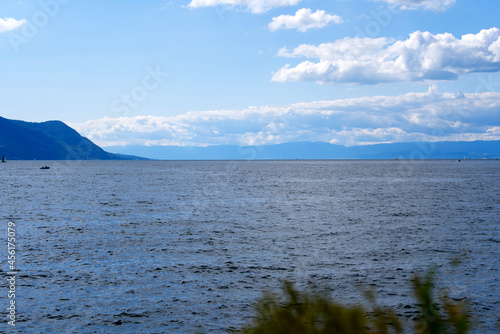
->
xmin=72 ymin=86 xmax=500 ymax=148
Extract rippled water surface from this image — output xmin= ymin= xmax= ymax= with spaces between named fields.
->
xmin=1 ymin=160 xmax=499 ymax=333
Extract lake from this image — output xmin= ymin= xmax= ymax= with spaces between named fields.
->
xmin=1 ymin=160 xmax=499 ymax=333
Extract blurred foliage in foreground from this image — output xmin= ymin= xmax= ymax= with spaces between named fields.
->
xmin=240 ymin=269 xmax=470 ymax=334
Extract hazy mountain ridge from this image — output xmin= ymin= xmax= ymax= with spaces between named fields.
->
xmin=105 ymin=140 xmax=500 ymax=160
xmin=0 ymin=116 xmax=140 ymax=160
xmin=2 ymin=115 xmax=498 ymax=160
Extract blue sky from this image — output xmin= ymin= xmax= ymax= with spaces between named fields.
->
xmin=1 ymin=0 xmax=500 ymax=147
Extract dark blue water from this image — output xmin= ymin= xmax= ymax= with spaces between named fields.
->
xmin=1 ymin=160 xmax=499 ymax=333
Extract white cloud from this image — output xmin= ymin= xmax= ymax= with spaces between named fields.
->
xmin=71 ymin=86 xmax=500 ymax=148
xmin=0 ymin=17 xmax=25 ymax=33
xmin=187 ymin=0 xmax=300 ymax=13
xmin=272 ymin=28 xmax=500 ymax=84
xmin=269 ymin=8 xmax=343 ymax=32
xmin=376 ymin=0 xmax=455 ymax=11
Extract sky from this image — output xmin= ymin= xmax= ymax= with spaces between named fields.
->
xmin=1 ymin=0 xmax=500 ymax=147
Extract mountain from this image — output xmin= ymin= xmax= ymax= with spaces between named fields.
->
xmin=105 ymin=140 xmax=500 ymax=160
xmin=0 ymin=116 xmax=142 ymax=160
xmin=4 ymin=114 xmax=495 ymax=160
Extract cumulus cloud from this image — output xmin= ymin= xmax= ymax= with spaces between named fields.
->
xmin=272 ymin=28 xmax=500 ymax=84
xmin=269 ymin=8 xmax=343 ymax=32
xmin=71 ymin=86 xmax=500 ymax=148
xmin=187 ymin=0 xmax=300 ymax=13
xmin=376 ymin=0 xmax=455 ymax=11
xmin=0 ymin=17 xmax=25 ymax=33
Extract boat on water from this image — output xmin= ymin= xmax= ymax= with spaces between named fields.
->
xmin=40 ymin=166 xmax=50 ymax=170
xmin=1 ymin=155 xmax=6 ymax=163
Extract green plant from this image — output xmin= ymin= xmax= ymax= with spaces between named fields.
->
xmin=412 ymin=269 xmax=469 ymax=334
xmin=240 ymin=269 xmax=470 ymax=334
xmin=241 ymin=281 xmax=401 ymax=334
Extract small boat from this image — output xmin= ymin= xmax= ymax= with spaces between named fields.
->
xmin=1 ymin=155 xmax=6 ymax=163
xmin=40 ymin=166 xmax=50 ymax=170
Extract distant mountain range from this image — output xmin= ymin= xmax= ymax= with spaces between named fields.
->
xmin=0 ymin=116 xmax=141 ymax=160
xmin=2 ymin=115 xmax=499 ymax=160
xmin=106 ymin=140 xmax=500 ymax=160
